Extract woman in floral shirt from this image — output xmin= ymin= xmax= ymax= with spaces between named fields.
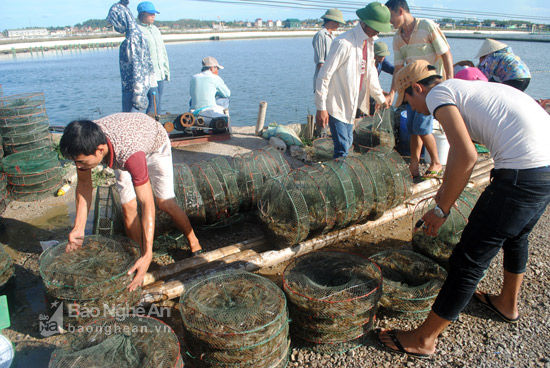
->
xmin=476 ymin=38 xmax=531 ymax=92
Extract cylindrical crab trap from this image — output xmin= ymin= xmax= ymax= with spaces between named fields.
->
xmin=179 ymin=270 xmax=290 ymax=368
xmin=335 ymin=157 xmax=376 ymax=224
xmin=0 ymin=173 xmax=10 ymax=215
xmin=353 ymin=108 xmax=396 ymax=150
xmin=3 ymin=120 xmax=52 ymax=155
xmin=283 ymin=251 xmax=382 ymax=354
xmin=232 ymin=152 xmax=264 ymax=211
xmin=0 ymin=92 xmax=45 ymax=119
xmin=0 ymin=244 xmax=14 ymax=288
xmin=173 ymin=163 xmax=206 ymax=225
xmin=191 ymin=161 xmax=230 ymax=224
xmin=261 ymin=146 xmax=291 ymax=176
xmin=369 ymin=250 xmax=447 ymax=319
xmin=288 ymin=165 xmax=336 ymax=235
xmin=48 ymin=316 xmax=183 ymax=368
xmin=412 ymin=188 xmax=480 ymax=268
xmin=2 ymin=148 xmax=61 ymax=201
xmin=258 ymin=175 xmax=310 ymax=248
xmin=92 ymin=185 xmax=125 ymax=237
xmin=314 ymin=161 xmax=356 ymax=230
xmin=39 ymin=235 xmax=142 ymax=326
xmin=209 ymin=156 xmax=241 ymax=218
xmin=312 ymin=137 xmax=334 ymax=162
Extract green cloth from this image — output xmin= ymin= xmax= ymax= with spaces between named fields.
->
xmin=137 ymin=22 xmax=170 ymax=81
xmin=475 ymin=143 xmax=489 ymax=153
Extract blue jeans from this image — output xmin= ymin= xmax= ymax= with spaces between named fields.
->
xmin=432 ymin=167 xmax=550 ymax=321
xmin=146 ymin=80 xmax=166 ymax=115
xmin=328 ymin=115 xmax=353 ymax=159
xmin=406 ymin=104 xmax=433 ymax=135
xmin=122 ymin=91 xmax=140 ymax=113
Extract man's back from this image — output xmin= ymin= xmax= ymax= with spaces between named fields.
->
xmin=189 ymin=70 xmax=231 ymax=111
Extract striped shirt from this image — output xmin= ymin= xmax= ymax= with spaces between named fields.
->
xmin=392 ymin=18 xmax=450 ymax=79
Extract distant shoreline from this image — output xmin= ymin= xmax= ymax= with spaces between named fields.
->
xmin=1 ymin=29 xmax=549 ymax=54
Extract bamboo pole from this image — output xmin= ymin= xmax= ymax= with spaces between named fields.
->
xmin=305 ymin=114 xmax=315 ymax=141
xmin=143 ymin=236 xmax=266 ymax=285
xmin=140 ymin=162 xmax=493 ymax=303
xmin=255 ymin=101 xmax=268 ymax=136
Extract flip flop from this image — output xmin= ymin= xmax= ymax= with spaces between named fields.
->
xmin=475 ymin=292 xmax=520 ymax=324
xmin=422 ymin=169 xmax=444 ymax=179
xmin=376 ymin=329 xmax=432 ymax=360
xmin=191 ymin=249 xmax=203 ymax=257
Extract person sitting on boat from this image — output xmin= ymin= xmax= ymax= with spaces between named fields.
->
xmin=476 ymin=38 xmax=531 ymax=92
xmin=189 ymin=57 xmax=231 ymax=119
xmin=59 ymin=113 xmax=203 ymax=292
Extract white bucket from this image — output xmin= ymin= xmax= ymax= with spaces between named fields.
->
xmin=424 ymin=132 xmax=450 ymax=165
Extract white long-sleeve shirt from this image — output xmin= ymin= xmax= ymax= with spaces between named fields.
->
xmin=315 ymin=23 xmax=385 ymax=124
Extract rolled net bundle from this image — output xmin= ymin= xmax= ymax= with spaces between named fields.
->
xmin=39 ymin=235 xmax=142 ymax=324
xmin=0 ymin=92 xmax=45 ymax=118
xmin=0 ymin=244 xmax=14 ymax=287
xmin=258 ymin=175 xmax=310 ymax=248
xmin=313 ymin=161 xmax=356 ymax=229
xmin=412 ymin=188 xmax=479 ymax=268
xmin=179 ymin=270 xmax=289 ymax=368
xmin=232 ymin=153 xmax=264 ymax=211
xmin=369 ymin=249 xmax=447 ymax=319
xmin=335 ymin=157 xmax=376 ymax=224
xmin=49 ymin=316 xmax=183 ymax=368
xmin=191 ymin=161 xmax=230 ymax=224
xmin=313 ymin=137 xmax=334 ymax=162
xmin=353 ymin=108 xmax=395 ymax=150
xmin=173 ymin=162 xmax=206 ymax=225
xmin=262 ymin=146 xmax=291 ymax=176
xmin=288 ymin=166 xmax=335 ymax=235
xmin=209 ymin=156 xmax=240 ymax=217
xmin=283 ymin=251 xmax=382 ymax=353
xmin=92 ymin=185 xmax=125 ymax=237
xmin=0 ymin=110 xmax=49 ymax=136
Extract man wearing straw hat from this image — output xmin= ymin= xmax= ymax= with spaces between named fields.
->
xmin=315 ymin=2 xmax=391 ymax=159
xmin=312 ymin=8 xmax=346 ymax=92
xmin=476 ymin=38 xmax=531 ymax=91
xmin=377 ymin=60 xmax=550 ymax=358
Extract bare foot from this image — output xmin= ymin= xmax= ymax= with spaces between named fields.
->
xmin=378 ymin=329 xmax=436 ymax=357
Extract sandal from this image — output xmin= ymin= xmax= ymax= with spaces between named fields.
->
xmin=191 ymin=249 xmax=203 ymax=257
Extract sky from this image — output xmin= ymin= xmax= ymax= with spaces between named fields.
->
xmin=3 ymin=0 xmax=550 ymax=30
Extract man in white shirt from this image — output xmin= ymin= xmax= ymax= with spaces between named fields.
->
xmin=378 ymin=60 xmax=550 ymax=359
xmin=315 ymin=2 xmax=391 ymax=158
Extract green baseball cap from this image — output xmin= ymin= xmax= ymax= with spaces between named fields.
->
xmin=321 ymin=8 xmax=346 ymax=25
xmin=374 ymin=41 xmax=390 ymax=56
xmin=356 ymin=2 xmax=391 ymax=33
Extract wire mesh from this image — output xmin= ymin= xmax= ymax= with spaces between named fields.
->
xmin=179 ymin=270 xmax=289 ymax=367
xmin=3 ymin=135 xmax=53 ymax=155
xmin=191 ymin=161 xmax=230 ymax=224
xmin=232 ymin=153 xmax=263 ymax=211
xmin=209 ymin=156 xmax=240 ymax=217
xmin=0 ymin=244 xmax=14 ymax=287
xmin=353 ymin=108 xmax=395 ymax=150
xmin=283 ymin=251 xmax=382 ymax=353
xmin=92 ymin=185 xmax=125 ymax=237
xmin=313 ymin=137 xmax=334 ymax=162
xmin=258 ymin=175 xmax=310 ymax=248
xmin=48 ymin=316 xmax=182 ymax=368
xmin=262 ymin=146 xmax=291 ymax=176
xmin=335 ymin=157 xmax=376 ymax=224
xmin=0 ymin=173 xmax=10 ymax=216
xmin=0 ymin=110 xmax=48 ymax=135
xmin=0 ymin=92 xmax=45 ymax=119
xmin=6 ymin=166 xmax=61 ymax=186
xmin=369 ymin=249 xmax=447 ymax=319
xmin=8 ymin=169 xmax=62 ymax=202
xmin=412 ymin=188 xmax=480 ymax=268
xmin=2 ymin=121 xmax=49 ymax=145
xmin=349 ymin=153 xmax=388 ymax=219
xmin=2 ymin=147 xmax=58 ymax=174
xmin=314 ymin=161 xmax=356 ymax=229
xmin=288 ymin=166 xmax=335 ymax=235
xmin=173 ymin=162 xmax=206 ymax=225
xmin=371 ymin=147 xmax=414 ymax=207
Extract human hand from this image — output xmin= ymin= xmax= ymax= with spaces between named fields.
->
xmin=127 ymin=253 xmax=153 ymax=292
xmin=414 ymin=209 xmax=447 ymax=237
xmin=316 ymin=110 xmax=329 ymax=129
xmin=385 ymin=92 xmax=395 ymax=107
xmin=66 ymin=230 xmax=84 ymax=252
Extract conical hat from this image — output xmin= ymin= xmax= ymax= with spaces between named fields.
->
xmin=475 ymin=38 xmax=508 ymax=59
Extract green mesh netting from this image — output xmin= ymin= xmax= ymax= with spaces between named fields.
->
xmin=6 ymin=166 xmax=61 ymax=186
xmin=0 ymin=110 xmax=48 ymax=136
xmin=258 ymin=175 xmax=310 ymax=248
xmin=232 ymin=153 xmax=263 ymax=211
xmin=0 ymin=244 xmax=14 ymax=287
xmin=313 ymin=137 xmax=334 ymax=162
xmin=209 ymin=156 xmax=240 ymax=218
xmin=173 ymin=162 xmax=206 ymax=225
xmin=354 ymin=108 xmax=395 ymax=151
xmin=283 ymin=251 xmax=382 ymax=354
xmin=4 ymin=135 xmax=53 ymax=155
xmin=0 ymin=92 xmax=45 ymax=119
xmin=0 ymin=174 xmax=10 ymax=215
xmin=335 ymin=157 xmax=376 ymax=224
xmin=347 ymin=155 xmax=388 ymax=219
xmin=369 ymin=249 xmax=447 ymax=319
xmin=39 ymin=235 xmax=141 ymax=302
xmin=288 ymin=166 xmax=336 ymax=235
xmin=367 ymin=147 xmax=413 ymax=207
xmin=2 ymin=121 xmax=49 ymax=146
xmin=262 ymin=146 xmax=291 ymax=176
xmin=92 ymin=185 xmax=125 ymax=237
xmin=2 ymin=147 xmax=57 ymax=174
xmin=179 ymin=270 xmax=289 ymax=367
xmin=191 ymin=161 xmax=230 ymax=224
xmin=412 ymin=188 xmax=480 ymax=268
xmin=48 ymin=316 xmax=183 ymax=368
xmin=8 ymin=169 xmax=62 ymax=202
xmin=314 ymin=161 xmax=356 ymax=230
